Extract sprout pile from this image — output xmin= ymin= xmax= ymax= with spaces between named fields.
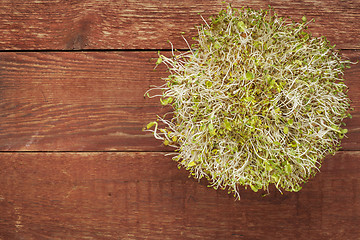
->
xmin=144 ymin=6 xmax=352 ymax=198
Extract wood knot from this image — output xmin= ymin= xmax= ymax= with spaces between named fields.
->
xmin=65 ymin=17 xmax=92 ymax=50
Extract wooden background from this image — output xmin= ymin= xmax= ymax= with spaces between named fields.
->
xmin=0 ymin=1 xmax=359 ymax=239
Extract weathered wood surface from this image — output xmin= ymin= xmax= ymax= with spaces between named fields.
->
xmin=0 ymin=0 xmax=359 ymax=50
xmin=1 ymin=1 xmax=360 ymax=239
xmin=0 ymin=151 xmax=359 ymax=239
xmin=0 ymin=51 xmax=359 ymax=151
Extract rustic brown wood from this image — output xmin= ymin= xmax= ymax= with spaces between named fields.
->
xmin=0 ymin=151 xmax=359 ymax=239
xmin=0 ymin=0 xmax=359 ymax=50
xmin=0 ymin=51 xmax=359 ymax=151
xmin=0 ymin=51 xmax=168 ymax=151
xmin=1 ymin=1 xmax=359 ymax=239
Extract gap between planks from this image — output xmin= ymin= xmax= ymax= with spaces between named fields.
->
xmin=0 ymin=51 xmax=358 ymax=151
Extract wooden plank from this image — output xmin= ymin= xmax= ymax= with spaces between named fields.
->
xmin=0 ymin=151 xmax=359 ymax=239
xmin=0 ymin=0 xmax=359 ymax=50
xmin=0 ymin=52 xmax=166 ymax=151
xmin=0 ymin=51 xmax=359 ymax=151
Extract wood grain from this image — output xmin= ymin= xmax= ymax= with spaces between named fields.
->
xmin=0 ymin=51 xmax=359 ymax=151
xmin=0 ymin=151 xmax=359 ymax=239
xmin=1 ymin=1 xmax=359 ymax=239
xmin=0 ymin=0 xmax=359 ymax=50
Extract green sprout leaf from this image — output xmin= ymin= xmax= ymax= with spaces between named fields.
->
xmin=208 ymin=123 xmax=216 ymax=135
xmin=285 ymin=164 xmax=292 ymax=175
xmin=214 ymin=41 xmax=221 ymax=49
xmin=160 ymin=97 xmax=173 ymax=105
xmin=223 ymin=119 xmax=232 ymax=131
xmin=250 ymin=184 xmax=258 ymax=192
xmin=237 ymin=21 xmax=247 ymax=32
xmin=187 ymin=161 xmax=196 ymax=167
xmin=246 ymin=72 xmax=254 ymax=80
xmin=284 ymin=126 xmax=289 ymax=134
xmin=146 ymin=122 xmax=156 ymax=129
xmin=156 ymin=57 xmax=162 ymax=65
